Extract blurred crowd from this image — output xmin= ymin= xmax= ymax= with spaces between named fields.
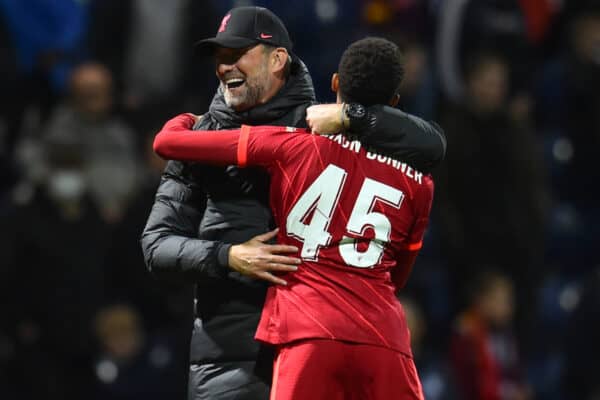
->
xmin=0 ymin=0 xmax=599 ymax=399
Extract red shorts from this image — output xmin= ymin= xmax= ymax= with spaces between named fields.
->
xmin=270 ymin=339 xmax=424 ymax=400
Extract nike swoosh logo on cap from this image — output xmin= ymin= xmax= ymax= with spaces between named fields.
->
xmin=260 ymin=33 xmax=273 ymax=39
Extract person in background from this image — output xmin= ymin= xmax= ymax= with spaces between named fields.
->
xmin=435 ymin=0 xmax=547 ymax=102
xmin=397 ymin=40 xmax=438 ymax=121
xmin=0 ymin=0 xmax=91 ymax=202
xmin=88 ymin=0 xmax=218 ymax=123
xmin=450 ymin=270 xmax=532 ymax=400
xmin=92 ymin=303 xmax=184 ymax=400
xmin=104 ymin=131 xmax=191 ymax=332
xmin=436 ymin=52 xmax=546 ymax=331
xmin=44 ymin=62 xmax=140 ymax=224
xmin=557 ymin=13 xmax=600 ymax=265
xmin=1 ymin=138 xmax=107 ymax=400
xmin=102 ymin=131 xmax=193 ymax=397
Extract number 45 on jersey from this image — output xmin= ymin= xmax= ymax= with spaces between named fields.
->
xmin=286 ymin=164 xmax=405 ymax=268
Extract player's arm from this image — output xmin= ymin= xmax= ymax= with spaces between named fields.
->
xmin=306 ymin=104 xmax=446 ymax=172
xmin=153 ymin=114 xmax=240 ymax=165
xmin=391 ymin=250 xmax=420 ymax=292
xmin=359 ymin=105 xmax=446 ymax=172
xmin=392 ymin=179 xmax=434 ymax=292
xmin=153 ymin=114 xmax=290 ymax=167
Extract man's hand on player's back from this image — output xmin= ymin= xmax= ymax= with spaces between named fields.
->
xmin=229 ymin=229 xmax=300 ymax=285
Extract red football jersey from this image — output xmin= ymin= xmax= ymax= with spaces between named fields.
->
xmin=154 ymin=115 xmax=434 ymax=356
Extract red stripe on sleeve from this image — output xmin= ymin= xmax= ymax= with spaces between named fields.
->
xmin=238 ymin=125 xmax=251 ymax=167
xmin=407 ymin=241 xmax=422 ymax=251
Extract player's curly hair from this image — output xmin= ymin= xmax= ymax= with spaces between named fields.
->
xmin=338 ymin=37 xmax=404 ymax=106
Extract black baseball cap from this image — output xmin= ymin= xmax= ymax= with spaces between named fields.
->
xmin=195 ymin=6 xmax=293 ymax=55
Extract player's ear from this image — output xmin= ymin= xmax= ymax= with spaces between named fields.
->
xmin=389 ymin=93 xmax=400 ymax=107
xmin=331 ymin=73 xmax=339 ymax=93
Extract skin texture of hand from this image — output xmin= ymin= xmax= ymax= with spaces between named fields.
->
xmin=228 ymin=229 xmax=301 ymax=285
xmin=305 ymin=104 xmax=345 ymax=134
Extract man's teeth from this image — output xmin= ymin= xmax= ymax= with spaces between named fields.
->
xmin=226 ymin=78 xmax=245 ymax=88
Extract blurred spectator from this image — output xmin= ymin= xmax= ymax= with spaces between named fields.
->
xmin=435 ymin=53 xmax=546 ymax=317
xmin=0 ymin=0 xmax=90 ymax=179
xmin=562 ymin=12 xmax=600 ymax=207
xmin=92 ymin=304 xmax=185 ymax=400
xmin=450 ymin=270 xmax=531 ymax=400
xmin=2 ymin=139 xmax=107 ymax=400
xmin=43 ymin=62 xmax=140 ymax=224
xmin=402 ymin=296 xmax=457 ymax=400
xmin=535 ymin=11 xmax=600 ymax=268
xmin=549 ymin=0 xmax=600 ymax=46
xmin=564 ymin=13 xmax=600 ymax=268
xmin=435 ymin=0 xmax=553 ymax=101
xmin=88 ymin=0 xmax=218 ymax=121
xmin=398 ymin=39 xmax=438 ymax=120
xmin=103 ymin=131 xmax=194 ymax=335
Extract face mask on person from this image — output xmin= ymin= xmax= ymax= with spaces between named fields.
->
xmin=47 ymin=170 xmax=87 ymax=201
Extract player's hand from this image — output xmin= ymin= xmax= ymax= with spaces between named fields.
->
xmin=228 ymin=228 xmax=300 ymax=285
xmin=306 ymin=104 xmax=344 ymax=134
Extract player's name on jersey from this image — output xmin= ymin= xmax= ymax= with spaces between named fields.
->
xmin=326 ymin=133 xmax=424 ymax=184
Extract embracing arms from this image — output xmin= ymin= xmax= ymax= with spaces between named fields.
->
xmin=145 ymin=100 xmax=444 ymax=285
xmin=306 ymin=104 xmax=446 ymax=172
xmin=142 ymin=118 xmax=300 ymax=285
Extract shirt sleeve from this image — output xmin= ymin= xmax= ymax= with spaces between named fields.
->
xmin=406 ymin=178 xmax=434 ymax=251
xmin=153 ymin=114 xmax=300 ymax=167
xmin=153 ymin=114 xmax=240 ymax=165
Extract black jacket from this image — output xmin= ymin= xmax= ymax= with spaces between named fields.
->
xmin=141 ymin=57 xmax=445 ymax=366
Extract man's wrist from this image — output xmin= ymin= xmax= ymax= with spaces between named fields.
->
xmin=340 ymin=103 xmax=350 ymax=131
xmin=217 ymin=243 xmax=233 ymax=269
xmin=344 ymin=103 xmax=367 ymax=133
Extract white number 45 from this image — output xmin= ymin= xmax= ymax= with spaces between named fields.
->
xmin=286 ymin=164 xmax=404 ymax=268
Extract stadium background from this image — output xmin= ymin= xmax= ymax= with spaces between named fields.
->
xmin=0 ymin=0 xmax=598 ymax=399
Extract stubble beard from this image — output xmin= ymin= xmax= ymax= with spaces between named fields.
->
xmin=222 ymin=65 xmax=270 ymax=112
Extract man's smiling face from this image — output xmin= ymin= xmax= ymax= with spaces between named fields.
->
xmin=215 ymin=44 xmax=274 ymax=111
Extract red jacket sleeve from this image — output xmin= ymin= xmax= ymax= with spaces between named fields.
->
xmin=153 ymin=114 xmax=240 ymax=165
xmin=153 ymin=114 xmax=300 ymax=167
